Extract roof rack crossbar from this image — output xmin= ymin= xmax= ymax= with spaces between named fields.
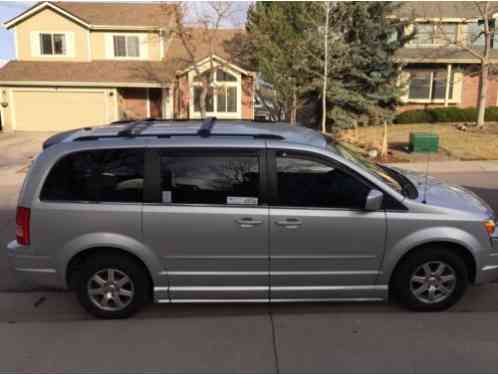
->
xmin=117 ymin=118 xmax=158 ymax=137
xmin=197 ymin=117 xmax=216 ymax=138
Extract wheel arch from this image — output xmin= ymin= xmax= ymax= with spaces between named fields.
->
xmin=388 ymin=241 xmax=477 ymax=287
xmin=65 ymin=247 xmax=155 ymax=293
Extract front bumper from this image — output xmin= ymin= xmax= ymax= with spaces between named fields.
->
xmin=7 ymin=240 xmax=64 ymax=289
xmin=476 ymin=236 xmax=498 ymax=284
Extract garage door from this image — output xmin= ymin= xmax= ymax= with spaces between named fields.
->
xmin=13 ymin=89 xmax=108 ymax=131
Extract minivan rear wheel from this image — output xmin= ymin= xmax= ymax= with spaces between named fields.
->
xmin=392 ymin=247 xmax=468 ymax=311
xmin=75 ymin=255 xmax=150 ymax=319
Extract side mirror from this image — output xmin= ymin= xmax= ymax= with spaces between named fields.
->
xmin=365 ymin=189 xmax=384 ymax=211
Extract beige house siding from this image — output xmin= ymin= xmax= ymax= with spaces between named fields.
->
xmin=15 ymin=8 xmax=90 ymax=61
xmin=91 ymin=30 xmax=162 ymax=61
xmin=2 ymin=87 xmax=117 ymax=131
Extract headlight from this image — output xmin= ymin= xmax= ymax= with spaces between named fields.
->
xmin=484 ymin=219 xmax=496 ymax=237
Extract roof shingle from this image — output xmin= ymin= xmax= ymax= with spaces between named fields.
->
xmin=0 ymin=60 xmax=176 ymax=85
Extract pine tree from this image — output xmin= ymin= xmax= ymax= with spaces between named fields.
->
xmin=324 ymin=1 xmax=412 ymax=129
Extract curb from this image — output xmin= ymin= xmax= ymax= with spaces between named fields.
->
xmin=386 ymin=160 xmax=498 ymax=173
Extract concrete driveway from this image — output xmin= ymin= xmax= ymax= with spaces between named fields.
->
xmin=0 ymin=131 xmax=55 ymax=292
xmin=1 ymin=131 xmax=498 ymax=372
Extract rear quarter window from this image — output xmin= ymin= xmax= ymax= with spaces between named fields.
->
xmin=40 ymin=149 xmax=145 ymax=203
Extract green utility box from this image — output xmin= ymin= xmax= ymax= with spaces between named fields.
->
xmin=409 ymin=132 xmax=439 ymax=153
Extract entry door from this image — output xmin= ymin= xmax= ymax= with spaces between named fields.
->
xmin=268 ymin=150 xmax=387 ymax=301
xmin=143 ymin=148 xmax=269 ymax=301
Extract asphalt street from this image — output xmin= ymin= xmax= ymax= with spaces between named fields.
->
xmin=1 ymin=133 xmax=498 ymax=372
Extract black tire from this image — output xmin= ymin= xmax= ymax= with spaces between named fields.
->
xmin=75 ymin=254 xmax=150 ymax=319
xmin=391 ymin=247 xmax=469 ymax=312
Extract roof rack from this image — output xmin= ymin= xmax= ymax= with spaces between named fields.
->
xmin=197 ymin=117 xmax=216 ymax=138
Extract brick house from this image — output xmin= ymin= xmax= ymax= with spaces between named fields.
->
xmin=0 ymin=1 xmax=255 ymax=132
xmin=395 ymin=2 xmax=498 ymax=112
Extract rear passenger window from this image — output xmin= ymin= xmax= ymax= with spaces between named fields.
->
xmin=40 ymin=149 xmax=144 ymax=203
xmin=158 ymin=152 xmax=260 ymax=205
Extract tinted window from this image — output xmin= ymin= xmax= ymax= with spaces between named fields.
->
xmin=159 ymin=152 xmax=260 ymax=205
xmin=41 ymin=149 xmax=144 ymax=203
xmin=275 ymin=152 xmax=370 ymax=209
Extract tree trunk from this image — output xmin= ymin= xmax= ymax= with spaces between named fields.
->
xmin=321 ymin=2 xmax=330 ymax=134
xmin=290 ymin=88 xmax=297 ymax=125
xmin=380 ymin=121 xmax=388 ymax=159
xmin=477 ymin=62 xmax=488 ymax=128
xmin=477 ymin=2 xmax=491 ymax=128
xmin=200 ymin=79 xmax=208 ymax=119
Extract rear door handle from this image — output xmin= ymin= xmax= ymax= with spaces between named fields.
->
xmin=236 ymin=217 xmax=263 ymax=228
xmin=275 ymin=218 xmax=302 ymax=229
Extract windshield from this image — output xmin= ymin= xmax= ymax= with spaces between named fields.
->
xmin=327 ymin=140 xmax=403 ymax=194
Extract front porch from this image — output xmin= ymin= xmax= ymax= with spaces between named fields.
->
xmin=117 ymin=87 xmax=173 ymax=120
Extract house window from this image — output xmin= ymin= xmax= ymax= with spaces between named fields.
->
xmin=40 ymin=33 xmax=66 ymax=55
xmin=412 ymin=23 xmax=457 ymax=46
xmin=192 ymin=68 xmax=239 ymax=115
xmin=193 ymin=87 xmax=214 ymax=112
xmin=408 ymin=69 xmax=455 ymax=101
xmin=413 ymin=24 xmax=434 ymax=45
xmin=113 ymin=35 xmax=140 ymax=58
xmin=217 ymin=87 xmax=237 ymax=112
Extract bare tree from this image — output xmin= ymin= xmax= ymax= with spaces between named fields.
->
xmin=295 ymin=2 xmax=350 ymax=133
xmin=423 ymin=2 xmax=498 ymax=127
xmin=168 ymin=2 xmax=243 ymax=119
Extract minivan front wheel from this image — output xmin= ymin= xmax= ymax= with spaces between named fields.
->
xmin=392 ymin=248 xmax=468 ymax=311
xmin=75 ymin=255 xmax=150 ymax=319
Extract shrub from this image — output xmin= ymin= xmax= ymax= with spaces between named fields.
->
xmin=394 ymin=106 xmax=498 ymax=124
xmin=394 ymin=109 xmax=435 ymax=124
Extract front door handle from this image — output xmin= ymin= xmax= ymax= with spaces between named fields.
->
xmin=236 ymin=217 xmax=263 ymax=228
xmin=275 ymin=218 xmax=302 ymax=229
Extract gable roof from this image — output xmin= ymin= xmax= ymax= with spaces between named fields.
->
xmin=4 ymin=1 xmax=176 ymax=30
xmin=394 ymin=1 xmax=498 ymax=20
xmin=164 ymin=28 xmax=249 ymax=72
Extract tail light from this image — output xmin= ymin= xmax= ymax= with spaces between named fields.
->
xmin=16 ymin=207 xmax=30 ymax=246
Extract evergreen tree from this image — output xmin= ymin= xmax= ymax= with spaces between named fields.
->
xmin=240 ymin=1 xmax=411 ymax=130
xmin=327 ymin=1 xmax=412 ymax=128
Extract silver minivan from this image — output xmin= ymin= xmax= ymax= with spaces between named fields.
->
xmin=7 ymin=119 xmax=498 ymax=318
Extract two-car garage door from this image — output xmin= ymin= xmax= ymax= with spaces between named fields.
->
xmin=12 ymin=89 xmax=111 ymax=131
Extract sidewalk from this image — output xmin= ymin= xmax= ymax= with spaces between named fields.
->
xmin=387 ymin=160 xmax=498 ymax=173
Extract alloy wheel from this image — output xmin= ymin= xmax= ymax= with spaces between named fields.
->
xmin=409 ymin=261 xmax=457 ymax=304
xmin=87 ymin=268 xmax=135 ymax=311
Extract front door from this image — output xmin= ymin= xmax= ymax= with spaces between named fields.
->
xmin=268 ymin=150 xmax=387 ymax=301
xmin=143 ymin=147 xmax=269 ymax=302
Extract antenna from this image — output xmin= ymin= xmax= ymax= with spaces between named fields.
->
xmin=422 ymin=151 xmax=430 ymax=204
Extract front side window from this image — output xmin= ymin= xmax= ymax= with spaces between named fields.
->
xmin=40 ymin=33 xmax=66 ymax=55
xmin=41 ymin=149 xmax=144 ymax=203
xmin=274 ymin=152 xmax=370 ymax=209
xmin=159 ymin=152 xmax=260 ymax=205
xmin=113 ymin=35 xmax=140 ymax=58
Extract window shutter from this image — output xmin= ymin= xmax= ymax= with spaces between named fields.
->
xmin=105 ymin=34 xmax=114 ymax=58
xmin=452 ymin=71 xmax=463 ymax=103
xmin=65 ymin=32 xmax=75 ymax=57
xmin=139 ymin=34 xmax=148 ymax=59
xmin=30 ymin=32 xmax=40 ymax=57
xmin=399 ymin=71 xmax=410 ymax=103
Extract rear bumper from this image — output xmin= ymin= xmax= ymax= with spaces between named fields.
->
xmin=7 ymin=240 xmax=65 ymax=289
